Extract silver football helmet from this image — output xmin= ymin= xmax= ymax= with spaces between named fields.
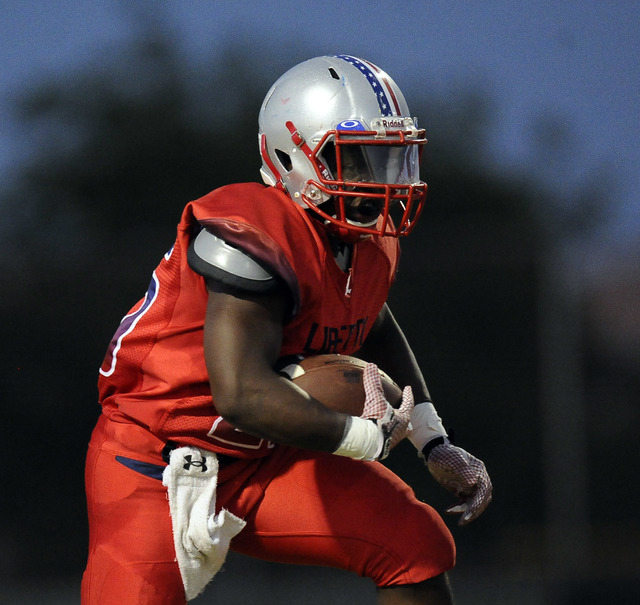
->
xmin=258 ymin=55 xmax=427 ymax=239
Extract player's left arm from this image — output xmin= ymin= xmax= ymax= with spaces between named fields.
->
xmin=356 ymin=302 xmax=430 ymax=401
xmin=356 ymin=303 xmax=448 ymax=454
xmin=358 ymin=303 xmax=493 ymax=525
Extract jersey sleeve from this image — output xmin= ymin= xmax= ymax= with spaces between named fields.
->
xmin=187 ymin=226 xmax=281 ymax=294
xmin=182 ymin=183 xmax=331 ymax=319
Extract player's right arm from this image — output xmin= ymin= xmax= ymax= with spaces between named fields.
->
xmin=192 ymin=225 xmax=409 ymax=460
xmin=204 ymin=286 xmax=411 ymax=461
xmin=203 ymin=285 xmax=348 ymax=452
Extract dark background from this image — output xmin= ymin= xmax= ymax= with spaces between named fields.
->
xmin=2 ymin=3 xmax=639 ymax=604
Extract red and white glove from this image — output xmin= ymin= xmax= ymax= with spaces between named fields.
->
xmin=427 ymin=443 xmax=492 ymax=525
xmin=333 ymin=363 xmax=414 ymax=461
xmin=408 ymin=402 xmax=492 ymax=525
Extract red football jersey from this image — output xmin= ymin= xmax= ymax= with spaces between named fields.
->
xmin=98 ymin=183 xmax=400 ymax=457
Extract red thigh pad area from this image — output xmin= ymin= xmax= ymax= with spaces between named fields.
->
xmin=224 ymin=449 xmax=455 ymax=586
xmin=82 ymin=416 xmax=455 ymax=603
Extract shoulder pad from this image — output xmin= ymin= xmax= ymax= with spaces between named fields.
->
xmin=188 ymin=228 xmax=277 ymax=292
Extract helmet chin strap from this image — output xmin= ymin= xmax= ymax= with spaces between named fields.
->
xmin=318 ymin=198 xmax=380 ymax=229
xmin=323 ymin=220 xmax=372 ymax=244
xmin=344 ymin=215 xmax=379 ymax=228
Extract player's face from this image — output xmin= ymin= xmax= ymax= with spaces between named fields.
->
xmin=317 ymin=137 xmax=421 ymax=229
xmin=343 ymin=194 xmax=385 ymax=225
xmin=338 ymin=146 xmax=386 ymax=225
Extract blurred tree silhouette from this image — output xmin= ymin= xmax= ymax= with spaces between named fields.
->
xmin=1 ymin=34 xmax=544 ymax=582
xmin=1 ymin=36 xmax=273 ymax=581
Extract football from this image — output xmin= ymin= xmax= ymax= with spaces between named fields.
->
xmin=277 ymin=354 xmax=403 ymax=416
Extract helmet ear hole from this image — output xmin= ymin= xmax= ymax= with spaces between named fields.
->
xmin=275 ymin=149 xmax=293 ymax=172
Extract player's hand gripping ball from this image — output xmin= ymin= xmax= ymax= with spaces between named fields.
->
xmin=276 ymin=354 xmax=403 ymax=415
xmin=277 ymin=354 xmax=413 ymax=460
xmin=360 ymin=362 xmax=414 ymax=459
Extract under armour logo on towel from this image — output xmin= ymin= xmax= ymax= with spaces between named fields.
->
xmin=183 ymin=454 xmax=208 ymax=472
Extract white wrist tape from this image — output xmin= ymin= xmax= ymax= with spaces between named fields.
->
xmin=333 ymin=416 xmax=384 ymax=461
xmin=407 ymin=402 xmax=448 ymax=451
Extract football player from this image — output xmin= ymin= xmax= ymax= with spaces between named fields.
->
xmin=82 ymin=54 xmax=492 ymax=605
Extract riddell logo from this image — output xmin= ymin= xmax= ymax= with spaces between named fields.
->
xmin=382 ymin=118 xmax=405 ymax=129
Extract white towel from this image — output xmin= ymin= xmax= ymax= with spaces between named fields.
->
xmin=162 ymin=446 xmax=246 ymax=601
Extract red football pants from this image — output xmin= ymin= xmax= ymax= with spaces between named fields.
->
xmin=81 ymin=415 xmax=455 ymax=604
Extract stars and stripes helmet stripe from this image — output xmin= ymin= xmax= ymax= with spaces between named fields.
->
xmin=335 ymin=54 xmax=402 ymax=116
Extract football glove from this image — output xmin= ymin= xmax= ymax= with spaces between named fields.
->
xmin=333 ymin=363 xmax=414 ymax=461
xmin=361 ymin=362 xmax=414 ymax=459
xmin=427 ymin=442 xmax=493 ymax=526
xmin=408 ymin=400 xmax=492 ymax=525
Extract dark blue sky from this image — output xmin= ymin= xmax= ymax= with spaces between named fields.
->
xmin=2 ymin=0 xmax=638 ymax=261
